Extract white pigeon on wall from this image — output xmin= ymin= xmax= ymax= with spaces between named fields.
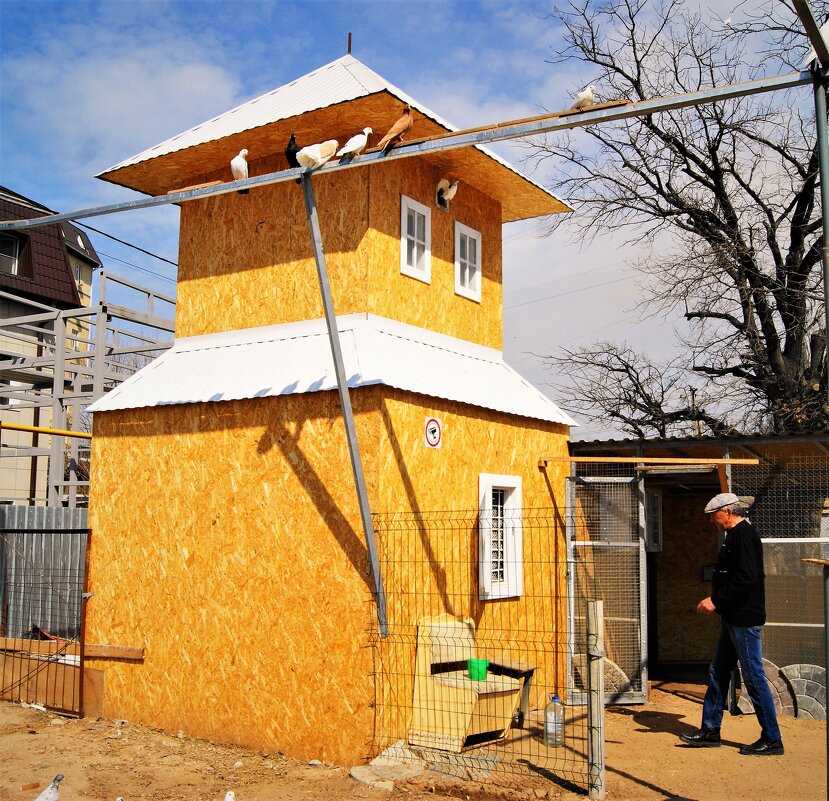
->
xmin=336 ymin=128 xmax=372 ymax=162
xmin=296 ymin=140 xmax=339 ymax=169
xmin=436 ymin=178 xmax=459 ymax=209
xmin=570 ymin=85 xmax=595 ymax=110
xmin=230 ymin=149 xmax=249 ymax=194
xmin=33 ymin=775 xmax=64 ymax=801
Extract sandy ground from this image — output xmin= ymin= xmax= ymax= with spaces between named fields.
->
xmin=0 ymin=682 xmax=824 ymax=801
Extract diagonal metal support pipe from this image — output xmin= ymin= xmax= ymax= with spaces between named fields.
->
xmin=300 ymin=172 xmax=389 ymax=637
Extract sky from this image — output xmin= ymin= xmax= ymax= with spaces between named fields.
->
xmin=0 ymin=0 xmax=746 ymax=440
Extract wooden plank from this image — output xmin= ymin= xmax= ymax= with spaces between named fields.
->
xmin=84 ymin=644 xmax=144 ymax=660
xmin=539 ymin=456 xmax=759 ymax=466
xmin=166 ymin=179 xmax=223 ymax=194
xmin=0 ymin=638 xmax=144 ymax=660
xmin=368 ymin=99 xmax=632 ymax=152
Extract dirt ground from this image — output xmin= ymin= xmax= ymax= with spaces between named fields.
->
xmin=0 ymin=681 xmax=824 ymax=801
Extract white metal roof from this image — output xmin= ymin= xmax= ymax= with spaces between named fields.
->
xmin=98 ymin=55 xmax=562 ymax=205
xmin=88 ymin=314 xmax=577 ymax=427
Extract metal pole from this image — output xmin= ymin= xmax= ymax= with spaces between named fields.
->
xmin=816 ymin=563 xmax=829 ymax=801
xmin=587 ymin=599 xmax=606 ymax=801
xmin=813 ymin=67 xmax=829 ymax=407
xmin=299 ymin=173 xmax=389 ymax=637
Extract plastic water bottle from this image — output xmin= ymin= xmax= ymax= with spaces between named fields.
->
xmin=544 ymin=692 xmax=564 ymax=747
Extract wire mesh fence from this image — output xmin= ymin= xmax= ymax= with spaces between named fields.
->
xmin=732 ymin=452 xmax=829 ymax=682
xmin=0 ymin=509 xmax=88 ymax=715
xmin=369 ymin=508 xmax=591 ymax=791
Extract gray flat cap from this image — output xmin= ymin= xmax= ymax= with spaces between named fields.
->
xmin=704 ymin=492 xmax=740 ymax=513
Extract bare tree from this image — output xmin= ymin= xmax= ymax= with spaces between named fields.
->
xmin=533 ymin=0 xmax=828 ymax=436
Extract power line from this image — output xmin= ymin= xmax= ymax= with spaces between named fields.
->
xmin=95 ymin=250 xmax=177 ymax=284
xmin=503 ymin=274 xmax=631 ymax=309
xmin=77 ymin=220 xmax=178 ymax=267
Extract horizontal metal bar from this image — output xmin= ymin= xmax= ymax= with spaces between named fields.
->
xmin=764 ymin=621 xmax=824 ymax=628
xmin=0 ymin=70 xmax=813 ymax=231
xmin=0 ymin=421 xmax=92 ymax=439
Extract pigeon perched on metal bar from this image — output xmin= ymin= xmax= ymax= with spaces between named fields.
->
xmin=33 ymin=775 xmax=64 ymax=801
xmin=570 ymin=86 xmax=595 ymax=111
xmin=296 ymin=140 xmax=339 ymax=170
xmin=284 ymin=133 xmax=300 ymax=168
xmin=336 ymin=128 xmax=372 ymax=163
xmin=230 ymin=149 xmax=249 ymax=194
xmin=376 ymin=106 xmax=413 ymax=154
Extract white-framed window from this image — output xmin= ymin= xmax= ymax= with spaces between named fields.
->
xmin=0 ymin=233 xmax=19 ymax=275
xmin=479 ymin=473 xmax=522 ymax=600
xmin=454 ymin=222 xmax=481 ymax=302
xmin=400 ymin=195 xmax=431 ymax=283
xmin=644 ymin=487 xmax=663 ymax=552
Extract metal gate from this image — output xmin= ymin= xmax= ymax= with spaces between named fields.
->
xmin=0 ymin=507 xmax=89 ymax=716
xmin=567 ymin=476 xmax=647 ymax=704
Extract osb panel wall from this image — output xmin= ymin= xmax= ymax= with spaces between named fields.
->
xmin=371 ymin=388 xmax=570 ymax=742
xmin=176 ymin=171 xmax=370 ymax=338
xmin=86 ymin=391 xmax=383 ymax=764
xmin=365 ymin=161 xmax=503 ymax=349
xmin=656 ymin=489 xmax=720 ymax=663
xmin=176 ymin=157 xmax=503 ymax=349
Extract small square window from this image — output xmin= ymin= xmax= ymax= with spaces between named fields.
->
xmin=400 ymin=195 xmax=431 ymax=283
xmin=455 ymin=222 xmax=481 ymax=302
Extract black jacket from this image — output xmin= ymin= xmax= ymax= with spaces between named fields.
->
xmin=711 ymin=519 xmax=766 ymax=626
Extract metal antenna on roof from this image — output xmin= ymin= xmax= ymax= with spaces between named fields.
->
xmin=347 ymin=32 xmax=352 ymax=55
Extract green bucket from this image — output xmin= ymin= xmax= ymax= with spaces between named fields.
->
xmin=467 ymin=657 xmax=489 ymax=681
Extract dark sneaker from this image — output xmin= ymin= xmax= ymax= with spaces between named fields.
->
xmin=679 ymin=728 xmax=721 ymax=747
xmin=739 ymin=738 xmax=784 ymax=756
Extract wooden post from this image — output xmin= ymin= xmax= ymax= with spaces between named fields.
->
xmin=587 ymin=599 xmax=605 ymax=800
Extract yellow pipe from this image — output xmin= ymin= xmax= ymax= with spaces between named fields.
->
xmin=0 ymin=421 xmax=92 ymax=439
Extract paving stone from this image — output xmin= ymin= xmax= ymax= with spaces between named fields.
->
xmin=349 ymin=765 xmax=394 ymax=791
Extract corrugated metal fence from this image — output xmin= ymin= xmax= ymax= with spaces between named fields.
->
xmin=0 ymin=506 xmax=89 ymax=715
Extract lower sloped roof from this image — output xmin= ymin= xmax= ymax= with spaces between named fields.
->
xmin=88 ymin=314 xmax=577 ymax=427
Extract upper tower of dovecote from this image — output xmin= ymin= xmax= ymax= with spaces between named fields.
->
xmin=97 ymin=56 xmax=571 ymax=347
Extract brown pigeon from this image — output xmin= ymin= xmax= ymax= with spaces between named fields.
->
xmin=376 ymin=106 xmax=413 ymax=154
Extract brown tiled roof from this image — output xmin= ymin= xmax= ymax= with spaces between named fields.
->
xmin=0 ymin=187 xmax=86 ymax=308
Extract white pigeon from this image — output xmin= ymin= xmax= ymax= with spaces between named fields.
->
xmin=336 ymin=128 xmax=372 ymax=161
xmin=436 ymin=179 xmax=459 ymax=209
xmin=224 ymin=792 xmax=235 ymax=801
xmin=33 ymin=775 xmax=64 ymax=801
xmin=296 ymin=140 xmax=339 ymax=169
xmin=570 ymin=85 xmax=595 ymax=111
xmin=230 ymin=149 xmax=249 ymax=194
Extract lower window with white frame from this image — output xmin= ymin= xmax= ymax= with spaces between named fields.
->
xmin=478 ymin=473 xmax=522 ymax=600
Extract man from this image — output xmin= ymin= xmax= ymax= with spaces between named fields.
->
xmin=679 ymin=492 xmax=784 ymax=756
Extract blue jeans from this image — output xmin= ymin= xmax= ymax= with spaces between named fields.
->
xmin=701 ymin=621 xmax=782 ymax=743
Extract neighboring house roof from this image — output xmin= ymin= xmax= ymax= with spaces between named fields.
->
xmin=88 ymin=313 xmax=577 ymax=427
xmin=0 ymin=186 xmax=100 ymax=308
xmin=59 ymin=221 xmax=102 ymax=268
xmin=97 ymin=55 xmax=571 ymax=223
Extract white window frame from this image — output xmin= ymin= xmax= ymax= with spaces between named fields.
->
xmin=0 ymin=233 xmax=20 ymax=276
xmin=400 ymin=195 xmax=431 ymax=283
xmin=478 ymin=473 xmax=522 ymax=600
xmin=454 ymin=222 xmax=481 ymax=302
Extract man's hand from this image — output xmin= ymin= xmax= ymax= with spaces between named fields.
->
xmin=696 ymin=596 xmax=716 ymax=615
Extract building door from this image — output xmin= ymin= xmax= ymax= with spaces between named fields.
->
xmin=566 ymin=475 xmax=648 ymax=704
